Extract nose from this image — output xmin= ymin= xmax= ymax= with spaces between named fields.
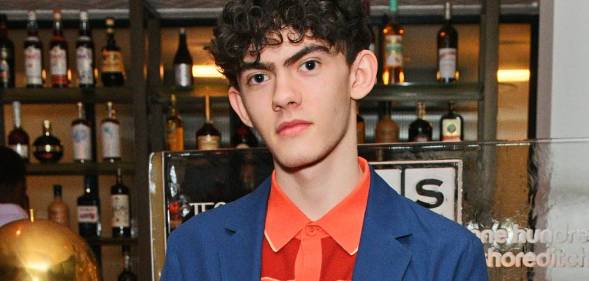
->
xmin=272 ymin=74 xmax=301 ymax=111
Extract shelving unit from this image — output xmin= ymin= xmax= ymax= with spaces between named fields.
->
xmin=0 ymin=1 xmax=539 ymax=281
xmin=26 ymin=162 xmax=135 ymax=176
xmin=0 ymin=87 xmax=133 ymax=104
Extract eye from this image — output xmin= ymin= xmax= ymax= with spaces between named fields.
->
xmin=247 ymin=73 xmax=269 ymax=85
xmin=300 ymin=60 xmax=320 ymax=72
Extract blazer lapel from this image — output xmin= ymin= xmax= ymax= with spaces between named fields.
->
xmin=219 ymin=177 xmax=271 ymax=281
xmin=353 ymin=169 xmax=413 ymax=281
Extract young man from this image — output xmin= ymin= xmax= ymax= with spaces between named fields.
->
xmin=162 ymin=0 xmax=488 ymax=280
xmin=0 ymin=146 xmax=29 ymax=227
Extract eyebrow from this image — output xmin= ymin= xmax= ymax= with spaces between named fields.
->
xmin=240 ymin=44 xmax=331 ymax=73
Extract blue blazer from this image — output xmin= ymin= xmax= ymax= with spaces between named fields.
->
xmin=161 ymin=168 xmax=488 ymax=281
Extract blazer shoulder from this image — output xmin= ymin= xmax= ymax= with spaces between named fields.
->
xmin=397 ymin=194 xmax=478 ymax=244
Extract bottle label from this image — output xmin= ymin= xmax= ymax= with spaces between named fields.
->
xmin=166 ymin=126 xmax=185 ymax=151
xmin=77 ymin=206 xmax=99 ymax=223
xmin=101 ymin=50 xmax=125 ymax=73
xmin=413 ymin=135 xmax=430 ymax=143
xmin=25 ymin=46 xmax=43 ymax=85
xmin=442 ymin=118 xmax=462 ymax=142
xmin=72 ymin=123 xmax=92 ymax=160
xmin=384 ymin=35 xmax=403 ymax=68
xmin=0 ymin=56 xmax=10 ymax=83
xmin=439 ymin=48 xmax=457 ymax=80
xmin=111 ymin=194 xmax=130 ymax=228
xmin=76 ymin=46 xmax=94 ymax=85
xmin=197 ymin=135 xmax=220 ymax=150
xmin=101 ymin=122 xmax=121 ymax=159
xmin=174 ymin=64 xmax=193 ymax=87
xmin=50 ymin=46 xmax=67 ymax=84
xmin=35 ymin=144 xmax=62 ymax=153
xmin=49 ymin=206 xmax=69 ymax=226
xmin=9 ymin=144 xmax=29 ymax=160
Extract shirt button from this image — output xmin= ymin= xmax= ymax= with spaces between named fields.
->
xmin=306 ymin=225 xmax=319 ymax=236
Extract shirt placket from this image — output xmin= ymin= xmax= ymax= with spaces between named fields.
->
xmin=294 ymin=224 xmax=328 ymax=281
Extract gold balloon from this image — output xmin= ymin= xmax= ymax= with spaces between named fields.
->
xmin=0 ymin=212 xmax=100 ymax=281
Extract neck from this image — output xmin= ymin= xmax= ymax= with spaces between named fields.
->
xmin=273 ymin=111 xmax=362 ymax=221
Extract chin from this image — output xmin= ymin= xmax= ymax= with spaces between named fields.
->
xmin=270 ymin=142 xmax=332 ymax=172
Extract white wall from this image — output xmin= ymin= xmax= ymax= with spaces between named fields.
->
xmin=536 ymin=1 xmax=589 ymax=280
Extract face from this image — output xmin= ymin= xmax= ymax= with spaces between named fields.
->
xmin=229 ymin=32 xmax=358 ymax=170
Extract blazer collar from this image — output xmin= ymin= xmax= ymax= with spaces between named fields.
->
xmin=352 ymin=168 xmax=414 ymax=281
xmin=220 ymin=177 xmax=271 ymax=281
xmin=219 ymin=167 xmax=415 ymax=281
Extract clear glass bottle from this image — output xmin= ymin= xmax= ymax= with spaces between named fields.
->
xmin=24 ymin=11 xmax=43 ymax=88
xmin=76 ymin=11 xmax=95 ymax=88
xmin=166 ymin=94 xmax=185 ymax=151
xmin=50 ymin=9 xmax=68 ymax=88
xmin=0 ymin=14 xmax=15 ymax=88
xmin=48 ymin=184 xmax=70 ymax=227
xmin=72 ymin=102 xmax=93 ymax=163
xmin=381 ymin=0 xmax=405 ymax=84
xmin=101 ymin=102 xmax=121 ymax=162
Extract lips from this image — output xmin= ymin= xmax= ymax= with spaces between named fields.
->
xmin=276 ymin=119 xmax=313 ymax=136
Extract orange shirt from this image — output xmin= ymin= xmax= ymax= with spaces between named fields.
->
xmin=261 ymin=157 xmax=371 ymax=281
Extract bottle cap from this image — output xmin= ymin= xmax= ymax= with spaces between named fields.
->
xmin=80 ymin=11 xmax=88 ymax=21
xmin=105 ymin=17 xmax=115 ymax=27
xmin=53 ymin=184 xmax=63 ymax=196
xmin=53 ymin=9 xmax=62 ymax=20
xmin=179 ymin=27 xmax=185 ymax=34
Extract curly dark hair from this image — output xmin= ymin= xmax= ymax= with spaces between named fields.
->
xmin=209 ymin=0 xmax=372 ymax=89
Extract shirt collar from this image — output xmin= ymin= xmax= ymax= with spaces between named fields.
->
xmin=264 ymin=157 xmax=371 ymax=255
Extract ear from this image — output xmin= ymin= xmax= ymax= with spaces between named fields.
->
xmin=349 ymin=49 xmax=378 ymax=100
xmin=228 ymin=86 xmax=254 ymax=127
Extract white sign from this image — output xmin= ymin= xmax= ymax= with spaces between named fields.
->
xmin=372 ymin=160 xmax=462 ymax=223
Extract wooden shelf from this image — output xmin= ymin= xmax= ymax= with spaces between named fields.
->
xmin=26 ymin=162 xmax=135 ymax=176
xmin=0 ymin=87 xmax=133 ymax=104
xmin=86 ymin=237 xmax=138 ymax=246
xmin=365 ymin=82 xmax=483 ymax=102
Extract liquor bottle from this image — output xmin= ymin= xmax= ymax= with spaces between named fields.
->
xmin=24 ymin=11 xmax=43 ymax=88
xmin=33 ymin=120 xmax=63 ymax=163
xmin=112 ymin=168 xmax=130 ymax=238
xmin=76 ymin=11 xmax=95 ymax=88
xmin=166 ymin=94 xmax=184 ymax=151
xmin=437 ymin=1 xmax=459 ymax=83
xmin=440 ymin=102 xmax=464 ymax=142
xmin=381 ymin=0 xmax=405 ymax=85
xmin=50 ymin=9 xmax=68 ymax=88
xmin=196 ymin=96 xmax=221 ymax=150
xmin=408 ymin=102 xmax=433 ymax=142
xmin=231 ymin=117 xmax=258 ymax=148
xmin=362 ymin=0 xmax=376 ymax=53
xmin=117 ymin=249 xmax=137 ymax=281
xmin=72 ymin=102 xmax=92 ymax=163
xmin=8 ymin=101 xmax=30 ymax=161
xmin=77 ymin=176 xmax=101 ymax=238
xmin=101 ymin=17 xmax=125 ymax=87
xmin=0 ymin=14 xmax=15 ymax=88
xmin=48 ymin=184 xmax=70 ymax=227
xmin=356 ymin=104 xmax=366 ymax=144
xmin=101 ymin=102 xmax=121 ymax=162
xmin=375 ymin=102 xmax=399 ymax=143
xmin=173 ymin=28 xmax=193 ymax=89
